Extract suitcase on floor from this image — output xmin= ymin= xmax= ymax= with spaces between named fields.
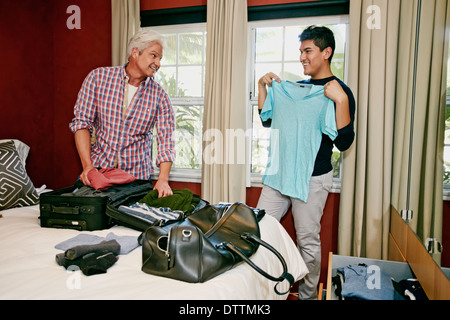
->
xmin=39 ymin=180 xmax=153 ymax=231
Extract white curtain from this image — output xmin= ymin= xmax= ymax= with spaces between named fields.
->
xmin=201 ymin=0 xmax=248 ymax=204
xmin=111 ymin=0 xmax=140 ymax=66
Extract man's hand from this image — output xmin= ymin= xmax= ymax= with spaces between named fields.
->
xmin=258 ymin=72 xmax=281 ymax=88
xmin=154 ymin=161 xmax=173 ymax=198
xmin=79 ymin=165 xmax=95 ymax=186
xmin=258 ymin=72 xmax=281 ymax=110
xmin=324 ymin=80 xmax=347 ymax=104
xmin=153 ymin=179 xmax=173 ymax=198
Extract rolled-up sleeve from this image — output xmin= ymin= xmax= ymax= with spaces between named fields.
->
xmin=69 ymin=70 xmax=97 ymax=133
xmin=155 ymin=92 xmax=176 ymax=167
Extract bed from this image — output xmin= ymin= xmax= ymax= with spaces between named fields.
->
xmin=0 ymin=204 xmax=307 ymax=300
xmin=0 ymin=140 xmax=308 ymax=300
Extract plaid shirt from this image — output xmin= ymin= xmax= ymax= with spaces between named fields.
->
xmin=69 ymin=65 xmax=175 ymax=180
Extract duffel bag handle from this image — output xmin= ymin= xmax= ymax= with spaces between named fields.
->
xmin=221 ymin=232 xmax=295 ymax=295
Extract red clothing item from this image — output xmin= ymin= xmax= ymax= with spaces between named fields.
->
xmin=87 ymin=168 xmax=136 ymax=190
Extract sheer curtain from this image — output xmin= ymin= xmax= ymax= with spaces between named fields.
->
xmin=111 ymin=0 xmax=140 ymax=66
xmin=201 ymin=0 xmax=248 ymax=204
xmin=339 ymin=0 xmax=449 ymax=260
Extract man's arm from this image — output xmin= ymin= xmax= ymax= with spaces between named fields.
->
xmin=324 ymin=80 xmax=355 ymax=151
xmin=258 ymin=72 xmax=281 ymax=110
xmin=324 ymin=80 xmax=351 ymax=130
xmin=257 ymin=72 xmax=281 ymax=128
xmin=74 ymin=129 xmax=95 ymax=186
xmin=153 ymin=90 xmax=176 ymax=198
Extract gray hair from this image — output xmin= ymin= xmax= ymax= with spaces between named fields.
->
xmin=126 ymin=30 xmax=165 ymax=59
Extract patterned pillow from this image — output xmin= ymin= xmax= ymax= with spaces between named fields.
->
xmin=0 ymin=141 xmax=39 ymax=210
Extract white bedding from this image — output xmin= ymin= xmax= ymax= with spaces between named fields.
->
xmin=0 ymin=204 xmax=308 ymax=300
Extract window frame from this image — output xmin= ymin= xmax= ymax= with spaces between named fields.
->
xmin=147 ymin=23 xmax=207 ymax=183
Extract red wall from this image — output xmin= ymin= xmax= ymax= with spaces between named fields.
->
xmin=0 ymin=0 xmax=111 ymax=189
xmin=0 ymin=0 xmax=54 ymax=187
xmin=52 ymin=0 xmax=112 ymax=189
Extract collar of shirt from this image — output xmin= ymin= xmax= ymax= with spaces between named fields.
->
xmin=121 ymin=63 xmax=152 ymax=88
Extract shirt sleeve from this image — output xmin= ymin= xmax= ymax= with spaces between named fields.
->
xmin=155 ymin=91 xmax=176 ymax=167
xmin=69 ymin=70 xmax=98 ymax=133
xmin=323 ymin=99 xmax=338 ymax=140
xmin=259 ymin=84 xmax=274 ymax=123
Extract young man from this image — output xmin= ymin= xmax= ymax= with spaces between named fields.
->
xmin=257 ymin=25 xmax=355 ymax=300
xmin=69 ymin=30 xmax=175 ymax=198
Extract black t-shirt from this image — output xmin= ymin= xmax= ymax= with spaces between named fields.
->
xmin=259 ymin=76 xmax=356 ymax=176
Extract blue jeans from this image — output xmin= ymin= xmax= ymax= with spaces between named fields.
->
xmin=257 ymin=171 xmax=333 ymax=300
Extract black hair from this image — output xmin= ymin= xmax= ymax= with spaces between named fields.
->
xmin=299 ymin=25 xmax=336 ymax=63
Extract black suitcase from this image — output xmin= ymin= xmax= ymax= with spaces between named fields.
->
xmin=39 ymin=180 xmax=153 ymax=231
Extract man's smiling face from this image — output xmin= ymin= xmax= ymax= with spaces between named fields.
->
xmin=299 ymin=39 xmax=331 ymax=79
xmin=133 ymin=42 xmax=163 ymax=79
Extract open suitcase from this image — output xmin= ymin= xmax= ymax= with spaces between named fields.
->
xmin=39 ymin=180 xmax=154 ymax=231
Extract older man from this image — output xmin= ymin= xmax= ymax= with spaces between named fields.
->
xmin=70 ymin=30 xmax=175 ymax=197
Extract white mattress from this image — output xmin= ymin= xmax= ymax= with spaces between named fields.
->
xmin=0 ymin=204 xmax=308 ymax=300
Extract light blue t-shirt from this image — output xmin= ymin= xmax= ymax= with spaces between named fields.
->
xmin=260 ymin=80 xmax=337 ymax=202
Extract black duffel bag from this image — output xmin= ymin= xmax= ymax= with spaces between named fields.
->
xmin=139 ymin=202 xmax=294 ymax=295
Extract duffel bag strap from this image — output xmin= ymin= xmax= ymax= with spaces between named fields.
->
xmin=221 ymin=232 xmax=295 ymax=295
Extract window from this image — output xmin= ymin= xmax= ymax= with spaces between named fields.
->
xmin=247 ymin=16 xmax=349 ymax=187
xmin=145 ymin=24 xmax=207 ymax=181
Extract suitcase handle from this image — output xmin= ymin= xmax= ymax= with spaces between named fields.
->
xmin=52 ymin=205 xmax=80 ymax=215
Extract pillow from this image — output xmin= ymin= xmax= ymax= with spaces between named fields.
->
xmin=0 ymin=139 xmax=30 ymax=167
xmin=0 ymin=141 xmax=39 ymax=211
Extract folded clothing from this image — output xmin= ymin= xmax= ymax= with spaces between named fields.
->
xmin=55 ymin=232 xmax=139 ymax=255
xmin=87 ymin=168 xmax=136 ymax=190
xmin=337 ymin=264 xmax=395 ymax=300
xmin=392 ymin=279 xmax=428 ymax=300
xmin=119 ymin=202 xmax=183 ymax=223
xmin=138 ymin=188 xmax=201 ymax=214
xmin=80 ymin=251 xmax=118 ymax=276
xmin=65 ymin=239 xmax=121 ymax=260
xmin=55 ymin=239 xmax=120 ymax=276
xmin=56 ymin=251 xmax=118 ymax=276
